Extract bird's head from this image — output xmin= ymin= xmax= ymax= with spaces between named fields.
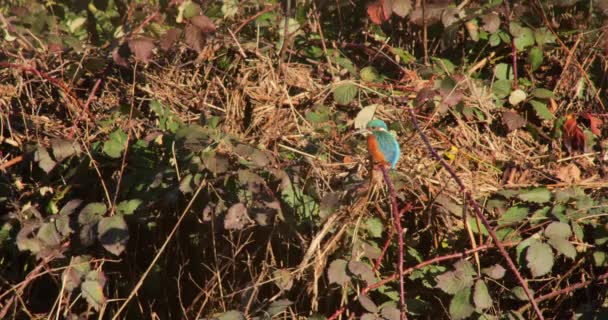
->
xmin=366 ymin=119 xmax=388 ymax=131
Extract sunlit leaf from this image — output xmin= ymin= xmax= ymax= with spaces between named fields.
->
xmin=333 ymin=82 xmax=358 ymax=105
xmin=98 ymin=215 xmax=129 ymax=256
xmin=529 ymin=100 xmax=554 ymax=120
xmin=518 ymin=187 xmax=551 ymax=203
xmin=116 ymin=199 xmax=142 ymax=215
xmin=358 ymin=294 xmax=378 ymax=313
xmin=498 ymin=206 xmax=529 ymax=225
xmin=482 ymin=264 xmax=506 ymax=280
xmin=81 ymin=278 xmax=105 ymax=311
xmin=78 ymin=202 xmax=107 ymax=225
xmin=449 ymin=287 xmax=474 ymax=320
xmin=526 ymin=239 xmax=554 ymax=277
xmin=103 ymin=129 xmax=128 ymax=158
xmin=473 ymin=280 xmax=492 ymax=310
xmin=36 ymin=147 xmax=56 ymax=173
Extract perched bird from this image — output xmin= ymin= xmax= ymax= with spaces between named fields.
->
xmin=365 ymin=119 xmax=400 ymax=169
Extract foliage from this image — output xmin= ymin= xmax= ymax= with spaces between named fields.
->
xmin=1 ymin=0 xmax=608 ymax=319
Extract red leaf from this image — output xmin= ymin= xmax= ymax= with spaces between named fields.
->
xmin=563 ymin=114 xmax=586 ymax=153
xmin=128 ymin=37 xmax=155 ymax=63
xmin=367 ymin=0 xmax=391 ymax=24
xmin=583 ymin=112 xmax=603 ymax=135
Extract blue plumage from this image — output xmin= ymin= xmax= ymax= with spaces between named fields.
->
xmin=366 ymin=119 xmax=400 ymax=169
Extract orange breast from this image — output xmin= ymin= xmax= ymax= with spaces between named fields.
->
xmin=367 ymin=134 xmax=388 ymax=165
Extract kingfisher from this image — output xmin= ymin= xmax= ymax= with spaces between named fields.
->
xmin=364 ymin=119 xmax=400 ymax=169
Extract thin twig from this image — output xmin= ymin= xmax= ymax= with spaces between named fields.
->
xmin=111 ymin=180 xmax=206 ymax=319
xmin=327 ymin=241 xmax=520 ymax=320
xmin=406 ymin=107 xmax=545 ymax=320
xmin=380 ymin=166 xmax=407 ymax=320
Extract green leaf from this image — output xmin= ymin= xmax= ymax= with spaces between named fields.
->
xmin=526 ymin=239 xmax=554 ymax=277
xmin=473 ymin=280 xmax=492 ymax=310
xmin=489 ymin=33 xmax=501 ymax=46
xmin=216 ymin=310 xmax=245 ymax=320
xmin=532 ymin=88 xmax=556 ymax=99
xmin=518 ymin=187 xmax=551 ymax=203
xmin=544 ymin=222 xmax=572 ymax=239
xmin=220 ymin=0 xmax=238 ymax=19
xmin=62 ymin=255 xmax=91 ymax=291
xmin=547 ymin=237 xmax=576 ymax=259
xmin=103 ymin=129 xmax=128 ymax=158
xmin=534 ymin=27 xmax=556 ymax=46
xmin=571 ymin=221 xmax=584 ymax=240
xmin=498 ymin=206 xmax=529 ymax=225
xmin=59 ymin=199 xmax=83 ymax=216
xmin=116 ymin=199 xmax=142 ymax=215
xmin=468 ymin=217 xmax=488 ymax=235
xmin=510 ymin=22 xmax=534 ymax=50
xmin=493 ymin=79 xmax=513 ymax=98
xmin=508 ymin=89 xmax=527 ymax=105
xmin=511 ymin=286 xmax=533 ymax=301
xmin=97 ymin=215 xmax=129 ymax=256
xmin=365 ymin=217 xmax=384 ymax=238
xmin=530 ymin=207 xmax=550 ymax=225
xmin=436 ymin=260 xmax=475 ymax=295
xmin=528 ymin=47 xmax=543 ymax=71
xmin=333 ymin=83 xmax=358 ymax=105
xmin=36 ymin=222 xmax=62 ymax=246
xmin=494 ymin=63 xmax=513 ymax=80
xmin=449 ymin=287 xmax=474 ymax=320
xmin=593 ymin=251 xmax=607 ymax=267
xmin=81 ymin=278 xmax=105 ymax=311
xmin=78 ymin=202 xmax=107 ymax=225
xmin=360 ymin=66 xmax=379 ymax=82
xmin=267 ymin=299 xmax=293 ymax=316
xmin=529 ymin=100 xmax=554 ymax=120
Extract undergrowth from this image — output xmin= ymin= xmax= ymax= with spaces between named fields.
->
xmin=1 ymin=0 xmax=608 ymax=319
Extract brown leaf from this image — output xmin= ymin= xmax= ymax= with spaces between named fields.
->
xmin=190 ymin=15 xmax=216 ymax=33
xmin=563 ymin=114 xmax=586 ymax=153
xmin=549 ymin=98 xmax=558 ymax=113
xmin=481 ymin=12 xmax=500 ymax=33
xmin=583 ymin=112 xmax=603 ymax=135
xmin=555 ymin=163 xmax=581 ymax=183
xmin=128 ymin=37 xmax=155 ymax=63
xmin=502 ymin=110 xmax=526 ymax=132
xmin=159 ymin=28 xmax=182 ymax=52
xmin=224 ymin=203 xmax=251 ymax=230
xmin=184 ymin=24 xmax=207 ymax=53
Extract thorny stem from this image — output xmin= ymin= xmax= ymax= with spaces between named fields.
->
xmin=379 ymin=166 xmax=407 ymax=320
xmin=406 ymin=107 xmax=545 ymax=319
xmin=327 ymin=241 xmax=520 ymax=320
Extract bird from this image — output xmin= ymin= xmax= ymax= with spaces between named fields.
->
xmin=365 ymin=119 xmax=400 ymax=169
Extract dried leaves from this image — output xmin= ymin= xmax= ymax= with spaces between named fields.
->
xmin=367 ymin=0 xmax=412 ymax=24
